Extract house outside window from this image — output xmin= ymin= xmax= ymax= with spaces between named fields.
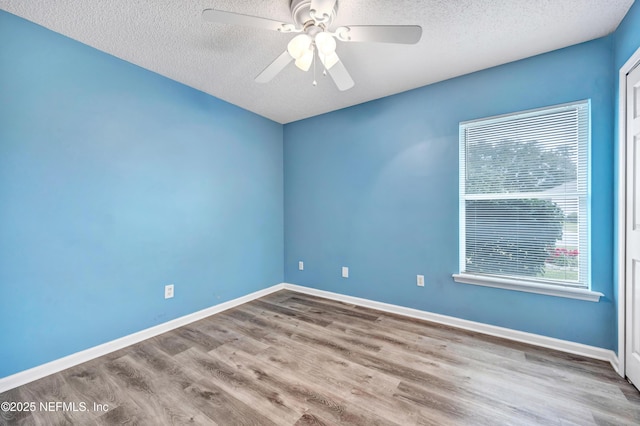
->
xmin=453 ymin=101 xmax=599 ymax=301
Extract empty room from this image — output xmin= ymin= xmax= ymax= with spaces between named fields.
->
xmin=2 ymin=0 xmax=640 ymax=424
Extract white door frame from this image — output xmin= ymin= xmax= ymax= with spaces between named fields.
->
xmin=618 ymin=45 xmax=640 ymax=379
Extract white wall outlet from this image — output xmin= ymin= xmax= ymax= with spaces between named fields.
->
xmin=342 ymin=266 xmax=349 ymax=278
xmin=298 ymin=261 xmax=304 ymax=271
xmin=164 ymin=284 xmax=174 ymax=299
xmin=417 ymin=275 xmax=425 ymax=287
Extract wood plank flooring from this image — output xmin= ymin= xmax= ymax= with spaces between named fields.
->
xmin=1 ymin=290 xmax=639 ymax=425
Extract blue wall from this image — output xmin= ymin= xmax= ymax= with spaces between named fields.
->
xmin=284 ymin=37 xmax=616 ymax=349
xmin=0 ymin=12 xmax=284 ymax=378
xmin=615 ymin=0 xmax=640 ymax=69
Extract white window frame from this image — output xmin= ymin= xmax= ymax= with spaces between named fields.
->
xmin=452 ymin=101 xmax=602 ymax=302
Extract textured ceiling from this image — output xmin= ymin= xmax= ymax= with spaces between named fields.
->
xmin=0 ymin=0 xmax=634 ymax=123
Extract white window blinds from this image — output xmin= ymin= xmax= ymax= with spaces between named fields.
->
xmin=459 ymin=101 xmax=589 ymax=288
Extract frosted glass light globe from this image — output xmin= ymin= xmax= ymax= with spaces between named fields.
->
xmin=315 ymin=32 xmax=336 ymax=56
xmin=295 ymin=48 xmax=314 ymax=71
xmin=287 ymin=34 xmax=312 ymax=59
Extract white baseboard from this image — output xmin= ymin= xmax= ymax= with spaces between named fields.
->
xmin=0 ymin=281 xmax=619 ymax=393
xmin=0 ymin=283 xmax=285 ymax=393
xmin=282 ymin=283 xmax=619 ymax=370
xmin=608 ymin=353 xmax=621 ymax=376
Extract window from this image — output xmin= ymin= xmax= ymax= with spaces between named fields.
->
xmin=453 ymin=101 xmax=600 ymax=301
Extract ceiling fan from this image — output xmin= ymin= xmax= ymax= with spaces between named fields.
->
xmin=202 ymin=0 xmax=422 ymax=91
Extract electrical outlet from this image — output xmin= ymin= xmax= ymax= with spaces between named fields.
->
xmin=299 ymin=261 xmax=304 ymax=271
xmin=164 ymin=284 xmax=174 ymax=299
xmin=342 ymin=266 xmax=349 ymax=278
xmin=417 ymin=275 xmax=425 ymax=287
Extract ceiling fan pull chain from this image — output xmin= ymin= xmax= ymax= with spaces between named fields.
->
xmin=319 ymin=52 xmax=327 ymax=76
xmin=312 ymin=51 xmax=318 ymax=86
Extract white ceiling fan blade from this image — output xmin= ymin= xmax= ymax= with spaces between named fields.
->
xmin=327 ymin=56 xmax=354 ymax=91
xmin=255 ymin=51 xmax=293 ymax=83
xmin=202 ymin=9 xmax=296 ymax=32
xmin=336 ymin=25 xmax=422 ymax=44
xmin=310 ymin=0 xmax=337 ymax=21
xmin=319 ymin=52 xmax=339 ymax=70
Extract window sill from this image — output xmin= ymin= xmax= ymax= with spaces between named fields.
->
xmin=452 ymin=273 xmax=603 ymax=302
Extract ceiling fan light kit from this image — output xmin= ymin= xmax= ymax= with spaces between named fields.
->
xmin=203 ymin=0 xmax=422 ymax=91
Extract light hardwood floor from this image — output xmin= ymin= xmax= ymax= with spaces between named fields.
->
xmin=1 ymin=290 xmax=639 ymax=425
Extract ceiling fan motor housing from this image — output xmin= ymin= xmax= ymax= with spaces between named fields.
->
xmin=291 ymin=0 xmax=338 ymax=29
